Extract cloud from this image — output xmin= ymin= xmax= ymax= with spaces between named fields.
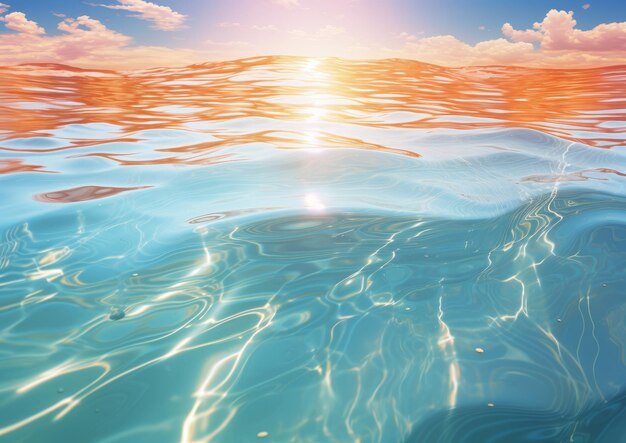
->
xmin=55 ymin=15 xmax=130 ymax=59
xmin=271 ymin=0 xmax=299 ymax=8
xmin=384 ymin=9 xmax=626 ymax=67
xmin=218 ymin=22 xmax=241 ymax=28
xmin=582 ymin=3 xmax=591 ymax=10
xmin=98 ymin=0 xmax=186 ymax=31
xmin=251 ymin=24 xmax=278 ymax=32
xmin=1 ymin=11 xmax=45 ymax=35
xmin=205 ymin=39 xmax=249 ymax=48
xmin=383 ymin=9 xmax=626 ymax=68
xmin=0 ymin=3 xmax=9 ymax=14
xmin=204 ymin=9 xmax=626 ymax=68
xmin=0 ymin=11 xmax=209 ymax=69
xmin=501 ymin=22 xmax=542 ymax=43
xmin=385 ymin=35 xmax=535 ymax=66
xmin=503 ymin=9 xmax=626 ymax=51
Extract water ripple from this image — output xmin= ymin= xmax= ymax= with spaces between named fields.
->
xmin=0 ymin=57 xmax=625 ymax=442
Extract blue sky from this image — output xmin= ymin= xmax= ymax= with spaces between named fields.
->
xmin=6 ymin=1 xmax=623 ymax=44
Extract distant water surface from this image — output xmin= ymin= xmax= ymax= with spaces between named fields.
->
xmin=0 ymin=57 xmax=625 ymax=442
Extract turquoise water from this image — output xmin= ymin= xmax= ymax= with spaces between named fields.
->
xmin=0 ymin=58 xmax=625 ymax=442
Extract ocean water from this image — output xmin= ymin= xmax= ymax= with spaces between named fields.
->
xmin=0 ymin=57 xmax=625 ymax=443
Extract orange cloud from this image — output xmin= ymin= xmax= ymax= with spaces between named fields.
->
xmin=98 ymin=0 xmax=186 ymax=31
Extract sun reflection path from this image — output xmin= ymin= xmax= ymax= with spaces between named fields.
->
xmin=2 ymin=56 xmax=624 ymax=172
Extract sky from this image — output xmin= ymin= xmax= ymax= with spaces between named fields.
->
xmin=0 ymin=0 xmax=625 ymax=69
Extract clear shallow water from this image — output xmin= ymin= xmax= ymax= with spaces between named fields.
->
xmin=0 ymin=57 xmax=625 ymax=442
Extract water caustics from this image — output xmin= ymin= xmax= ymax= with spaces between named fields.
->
xmin=0 ymin=57 xmax=625 ymax=442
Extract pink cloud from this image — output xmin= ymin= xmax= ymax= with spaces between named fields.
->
xmin=384 ymin=10 xmax=626 ymax=68
xmin=0 ymin=3 xmax=9 ymax=14
xmin=1 ymin=11 xmax=45 ymax=35
xmin=582 ymin=4 xmax=591 ymax=10
xmin=99 ymin=0 xmax=186 ymax=31
xmin=503 ymin=9 xmax=626 ymax=51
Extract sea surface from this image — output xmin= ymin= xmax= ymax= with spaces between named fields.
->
xmin=0 ymin=57 xmax=625 ymax=443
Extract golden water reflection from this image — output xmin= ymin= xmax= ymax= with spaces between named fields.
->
xmin=1 ymin=57 xmax=625 ymax=174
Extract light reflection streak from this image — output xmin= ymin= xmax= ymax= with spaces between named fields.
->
xmin=181 ymin=307 xmax=276 ymax=443
xmin=437 ymin=292 xmax=459 ymax=408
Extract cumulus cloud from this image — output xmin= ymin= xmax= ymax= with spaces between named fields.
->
xmin=503 ymin=9 xmax=626 ymax=51
xmin=385 ymin=9 xmax=626 ymax=67
xmin=501 ymin=22 xmax=542 ymax=43
xmin=55 ymin=15 xmax=130 ymax=58
xmin=1 ymin=11 xmax=45 ymax=35
xmin=0 ymin=11 xmax=217 ymax=69
xmin=99 ymin=0 xmax=186 ymax=31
